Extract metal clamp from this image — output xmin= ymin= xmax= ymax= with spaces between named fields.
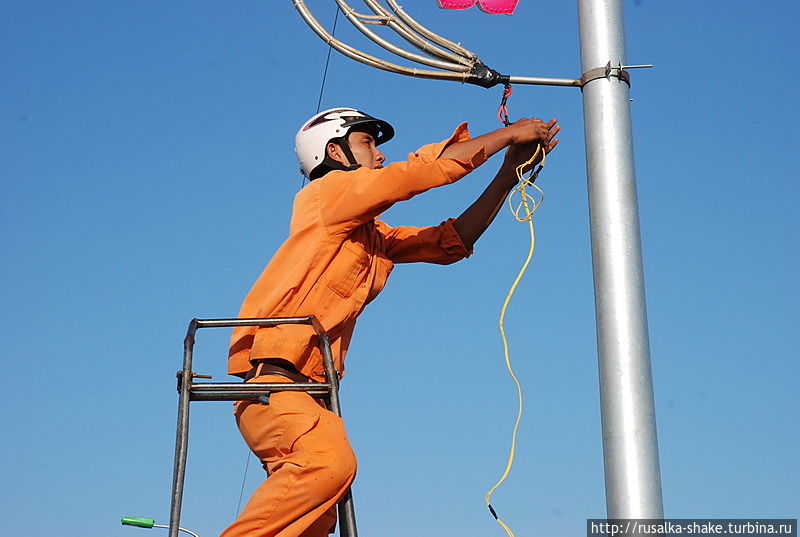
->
xmin=580 ymin=61 xmax=652 ymax=88
xmin=175 ymin=371 xmax=212 ymax=392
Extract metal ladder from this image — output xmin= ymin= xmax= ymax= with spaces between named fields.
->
xmin=169 ymin=316 xmax=358 ymax=537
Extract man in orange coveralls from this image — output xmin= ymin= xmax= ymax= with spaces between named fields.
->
xmin=221 ymin=108 xmax=559 ymax=537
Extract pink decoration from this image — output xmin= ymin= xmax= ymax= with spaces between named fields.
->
xmin=438 ymin=0 xmax=519 ymax=15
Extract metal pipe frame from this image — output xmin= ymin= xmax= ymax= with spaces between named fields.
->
xmin=292 ymin=0 xmax=584 ymax=88
xmin=169 ymin=316 xmax=359 ymax=537
xmin=293 ymin=0 xmax=472 ymax=83
xmin=578 ymin=0 xmax=664 ymax=520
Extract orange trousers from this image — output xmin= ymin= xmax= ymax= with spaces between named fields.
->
xmin=219 ymin=375 xmax=357 ymax=537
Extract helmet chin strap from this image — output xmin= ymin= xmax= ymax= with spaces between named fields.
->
xmin=334 ymin=137 xmax=361 ymax=169
xmin=308 ymin=136 xmax=362 ymax=180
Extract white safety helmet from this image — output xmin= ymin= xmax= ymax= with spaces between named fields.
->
xmin=295 ymin=107 xmax=394 ymax=179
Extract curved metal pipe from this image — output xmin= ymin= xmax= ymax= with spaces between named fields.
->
xmin=335 ymin=0 xmax=469 ymax=71
xmin=293 ymin=0 xmax=470 ymax=83
xmin=360 ymin=0 xmax=475 ymax=66
xmin=385 ymin=0 xmax=478 ymax=61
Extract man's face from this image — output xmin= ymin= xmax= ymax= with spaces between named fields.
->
xmin=328 ymin=128 xmax=386 ymax=170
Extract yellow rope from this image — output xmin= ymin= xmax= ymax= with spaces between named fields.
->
xmin=485 ymin=145 xmax=546 ymax=537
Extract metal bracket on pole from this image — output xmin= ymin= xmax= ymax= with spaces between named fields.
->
xmin=580 ymin=61 xmax=653 ymax=89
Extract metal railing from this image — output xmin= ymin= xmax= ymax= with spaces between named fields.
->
xmin=169 ymin=316 xmax=358 ymax=537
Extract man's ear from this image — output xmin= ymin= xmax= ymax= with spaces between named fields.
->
xmin=327 ymin=141 xmax=346 ymax=165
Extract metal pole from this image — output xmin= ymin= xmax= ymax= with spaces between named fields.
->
xmin=577 ymin=0 xmax=664 ymax=519
xmin=169 ymin=320 xmax=197 ymax=537
xmin=314 ymin=323 xmax=358 ymax=537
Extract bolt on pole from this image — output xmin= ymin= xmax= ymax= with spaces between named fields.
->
xmin=577 ymin=0 xmax=664 ymax=519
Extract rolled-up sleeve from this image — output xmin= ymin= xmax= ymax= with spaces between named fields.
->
xmin=317 ymin=123 xmax=486 ymax=234
xmin=376 ymin=218 xmax=472 ymax=265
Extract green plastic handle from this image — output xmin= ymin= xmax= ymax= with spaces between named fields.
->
xmin=122 ymin=517 xmax=156 ymax=528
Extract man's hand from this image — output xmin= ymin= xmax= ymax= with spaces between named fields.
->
xmin=503 ymin=118 xmax=560 ymax=173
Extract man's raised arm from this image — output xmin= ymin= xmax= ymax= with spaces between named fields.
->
xmin=452 ymin=117 xmax=560 ymax=250
xmin=440 ymin=117 xmax=558 ymax=162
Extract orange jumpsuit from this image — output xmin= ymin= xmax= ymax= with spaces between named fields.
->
xmin=221 ymin=124 xmax=486 ymax=537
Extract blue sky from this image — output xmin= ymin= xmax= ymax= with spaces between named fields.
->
xmin=1 ymin=1 xmax=797 ymax=536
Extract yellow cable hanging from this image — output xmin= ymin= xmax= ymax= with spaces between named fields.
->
xmin=485 ymin=144 xmax=546 ymax=537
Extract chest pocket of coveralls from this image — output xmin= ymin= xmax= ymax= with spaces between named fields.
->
xmin=327 ymin=243 xmax=369 ymax=299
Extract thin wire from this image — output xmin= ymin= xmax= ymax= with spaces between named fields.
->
xmin=235 ymin=451 xmax=252 ymax=517
xmin=302 ymin=6 xmax=341 ymax=189
xmin=315 ymin=6 xmax=341 ymax=114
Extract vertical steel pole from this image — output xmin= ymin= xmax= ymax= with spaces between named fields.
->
xmin=169 ymin=321 xmax=197 ymax=537
xmin=577 ymin=0 xmax=664 ymax=519
xmin=318 ymin=330 xmax=358 ymax=537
